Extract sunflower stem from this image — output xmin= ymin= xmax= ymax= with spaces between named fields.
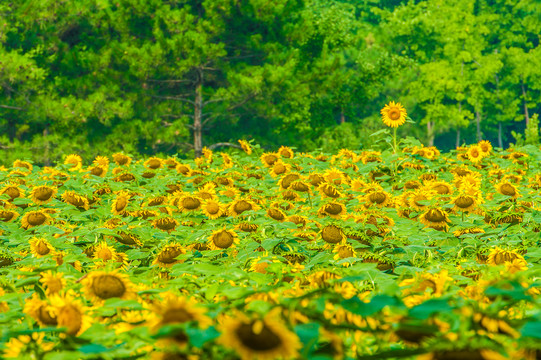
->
xmin=393 ymin=127 xmax=398 ymax=154
xmin=307 ymin=192 xmax=313 ymax=207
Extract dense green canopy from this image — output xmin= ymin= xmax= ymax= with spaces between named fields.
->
xmin=0 ymin=0 xmax=539 ymax=164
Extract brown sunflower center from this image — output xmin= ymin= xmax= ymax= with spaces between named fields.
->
xmin=4 ymin=187 xmax=20 ymax=200
xmin=115 ymin=197 xmax=128 ymax=212
xmin=205 ymin=202 xmax=220 ymax=214
xmin=281 ymin=174 xmax=300 ymax=189
xmin=59 ymin=304 xmax=83 ymax=335
xmin=114 ymin=154 xmax=129 ymax=165
xmin=337 ymin=246 xmax=354 ymax=258
xmin=321 ymin=184 xmax=340 ymax=198
xmin=92 ymin=275 xmax=126 ymax=299
xmin=432 ymin=184 xmax=450 ymax=194
xmin=162 ymin=308 xmax=194 ymax=324
xmin=90 ymin=166 xmax=105 ymax=176
xmin=213 ymin=231 xmax=234 ymax=248
xmin=492 ymin=251 xmax=520 ymax=265
xmin=500 ymin=183 xmax=516 ymax=196
xmin=182 ymin=197 xmax=200 ymax=210
xmin=322 ymin=225 xmax=343 ymax=244
xmin=28 ymin=212 xmax=47 ymax=225
xmin=291 ymin=181 xmax=309 ymax=192
xmin=323 ymin=203 xmax=343 ymax=215
xmin=148 ymin=196 xmax=166 ymax=206
xmin=158 ymin=247 xmax=183 ymax=264
xmin=268 ymin=208 xmax=285 ymax=221
xmin=263 ymin=155 xmax=278 ymax=166
xmin=273 ymin=163 xmax=286 ymax=174
xmin=36 ymin=240 xmax=51 ymax=255
xmin=236 ymin=321 xmax=282 ymax=351
xmin=147 ymin=159 xmax=161 ymax=169
xmin=233 ymin=200 xmax=252 ymax=214
xmin=39 ymin=305 xmax=58 ymax=325
xmin=238 ymin=222 xmax=258 ymax=232
xmin=425 ymin=209 xmax=446 ymax=223
xmin=368 ymin=191 xmax=387 ymax=204
xmin=455 ymin=196 xmax=474 ymax=209
xmin=35 ymin=187 xmax=54 ymax=201
xmin=388 ymin=108 xmax=401 ymax=120
xmin=155 ymin=218 xmax=177 ymax=231
xmin=0 ymin=211 xmax=15 ymax=222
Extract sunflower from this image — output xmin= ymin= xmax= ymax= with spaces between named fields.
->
xmin=270 ymin=160 xmax=290 ymax=177
xmin=39 ymin=271 xmax=66 ymax=295
xmin=486 ymin=247 xmax=524 ymax=266
xmin=278 ymin=173 xmax=300 ymax=190
xmin=112 ymin=153 xmax=132 ymax=166
xmin=467 ymin=145 xmax=484 ymax=164
xmin=419 ymin=207 xmax=450 ymax=231
xmin=197 ymin=182 xmax=217 ymax=200
xmin=0 ymin=209 xmax=19 ymax=222
xmin=28 ymin=185 xmax=57 ymax=205
xmin=3 ymin=333 xmax=54 ymax=358
xmin=317 ymin=202 xmax=347 ymax=219
xmin=381 ymin=101 xmax=407 ymax=128
xmin=364 ymin=190 xmax=392 ymax=208
xmin=82 ymin=270 xmax=136 ymax=302
xmin=24 ymin=294 xmax=58 ymax=327
xmin=144 ymin=157 xmax=163 ymax=169
xmin=49 ymin=290 xmax=92 ymax=336
xmin=21 ymin=210 xmax=52 ymax=229
xmin=93 ymin=241 xmax=118 ymax=262
xmin=408 ymin=190 xmax=435 ymax=212
xmin=92 ymin=155 xmax=109 ymax=168
xmin=175 ymin=194 xmax=202 ymax=212
xmin=260 ymin=152 xmax=280 ymax=167
xmin=452 ymin=194 xmax=478 ymax=212
xmin=209 ymin=228 xmax=239 ymax=250
xmin=266 ymin=207 xmax=286 ymax=221
xmin=218 ymin=309 xmax=301 ymax=360
xmin=153 ymin=243 xmax=186 ymax=268
xmin=13 ymin=159 xmax=33 ymax=172
xmin=152 ymin=217 xmax=179 ymax=233
xmin=323 ymin=167 xmax=346 ymax=185
xmin=285 ymin=215 xmax=308 ymax=228
xmin=111 ymin=191 xmax=131 ymax=215
xmin=318 ymin=183 xmax=342 ymax=199
xmin=236 ymin=222 xmax=259 ymax=233
xmin=61 ymin=191 xmax=89 ymax=210
xmin=201 ymin=199 xmax=224 ymax=219
xmin=333 ymin=243 xmax=357 ymax=263
xmin=29 ymin=237 xmax=55 ymax=257
xmin=321 ymin=224 xmax=346 ymax=244
xmin=149 ymin=292 xmax=211 ymax=347
xmin=428 ymin=181 xmax=453 ymax=195
xmin=176 ymin=163 xmax=192 ymax=175
xmin=238 ymin=139 xmax=253 ymax=155
xmin=88 ymin=165 xmax=108 ymax=177
xmin=64 ymin=154 xmax=83 ymax=171
xmin=0 ymin=184 xmax=23 ymax=201
xmin=278 ymin=146 xmax=294 ymax=158
xmin=228 ymin=198 xmax=260 ymax=217
xmin=495 ymin=181 xmax=520 ymax=199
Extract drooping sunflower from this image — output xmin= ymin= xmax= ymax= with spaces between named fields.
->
xmin=238 ymin=139 xmax=253 ymax=155
xmin=323 ymin=167 xmax=346 ymax=185
xmin=278 ymin=146 xmax=294 ymax=158
xmin=381 ymin=101 xmax=407 ymax=128
xmin=486 ymin=247 xmax=524 ymax=266
xmin=452 ymin=193 xmax=479 ymax=213
xmin=49 ymin=290 xmax=92 ymax=336
xmin=152 ymin=217 xmax=180 ymax=233
xmin=175 ymin=194 xmax=202 ymax=212
xmin=153 ymin=243 xmax=186 ymax=268
xmin=29 ymin=237 xmax=55 ymax=257
xmin=364 ymin=189 xmax=392 ymax=208
xmin=318 ymin=183 xmax=342 ymax=199
xmin=278 ymin=173 xmax=301 ymax=190
xmin=0 ymin=184 xmax=23 ymax=202
xmin=144 ymin=157 xmax=163 ymax=170
xmin=30 ymin=185 xmax=57 ymax=205
xmin=333 ymin=243 xmax=357 ymax=262
xmin=260 ymin=152 xmax=280 ymax=167
xmin=218 ymin=309 xmax=301 ymax=360
xmin=21 ymin=210 xmax=52 ymax=229
xmin=495 ymin=181 xmax=520 ymax=199
xmin=266 ymin=207 xmax=286 ymax=221
xmin=419 ymin=207 xmax=450 ymax=231
xmin=13 ymin=159 xmax=33 ymax=172
xmin=64 ymin=154 xmax=83 ymax=171
xmin=0 ymin=209 xmax=19 ymax=222
xmin=24 ymin=294 xmax=58 ymax=327
xmin=112 ymin=153 xmax=132 ymax=166
xmin=236 ymin=222 xmax=259 ymax=233
xmin=270 ymin=160 xmax=290 ymax=178
xmin=82 ymin=270 xmax=136 ymax=302
xmin=209 ymin=228 xmax=239 ymax=250
xmin=228 ymin=198 xmax=260 ymax=217
xmin=111 ymin=191 xmax=131 ymax=215
xmin=317 ymin=202 xmax=347 ymax=219
xmin=321 ymin=224 xmax=346 ymax=244
xmin=61 ymin=191 xmax=89 ymax=210
xmin=88 ymin=165 xmax=108 ymax=177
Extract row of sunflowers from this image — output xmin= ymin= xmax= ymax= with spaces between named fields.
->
xmin=0 ymin=134 xmax=540 ymax=359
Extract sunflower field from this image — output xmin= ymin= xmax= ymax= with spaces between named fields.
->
xmin=1 ymin=124 xmax=541 ymax=359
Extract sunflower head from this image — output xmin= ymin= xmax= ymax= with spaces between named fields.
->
xmin=22 ymin=211 xmax=52 ymax=229
xmin=486 ymin=247 xmax=524 ymax=266
xmin=238 ymin=139 xmax=252 ymax=155
xmin=30 ymin=185 xmax=57 ymax=205
xmin=209 ymin=228 xmax=239 ymax=250
xmin=321 ymin=224 xmax=346 ymax=244
xmin=144 ymin=157 xmax=163 ymax=169
xmin=153 ymin=243 xmax=186 ymax=268
xmin=49 ymin=290 xmax=92 ymax=336
xmin=64 ymin=154 xmax=83 ymax=171
xmin=152 ymin=217 xmax=180 ymax=233
xmin=419 ymin=207 xmax=450 ymax=231
xmin=82 ymin=270 xmax=136 ymax=302
xmin=39 ymin=271 xmax=66 ymax=295
xmin=260 ymin=152 xmax=280 ymax=167
xmin=381 ymin=101 xmax=407 ymax=128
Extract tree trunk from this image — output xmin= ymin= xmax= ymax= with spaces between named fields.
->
xmin=475 ymin=108 xmax=481 ymax=142
xmin=427 ymin=121 xmax=435 ymax=147
xmin=521 ymin=78 xmax=530 ymax=126
xmin=194 ymin=69 xmax=203 ymax=158
xmin=339 ymin=109 xmax=345 ymax=124
xmin=498 ymin=122 xmax=503 ymax=148
xmin=456 ymin=128 xmax=460 ymax=148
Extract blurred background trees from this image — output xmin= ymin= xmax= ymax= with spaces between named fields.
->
xmin=0 ymin=0 xmax=539 ymax=163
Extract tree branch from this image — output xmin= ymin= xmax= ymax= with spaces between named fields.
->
xmin=0 ymin=104 xmax=25 ymax=110
xmin=208 ymin=142 xmax=242 ymax=150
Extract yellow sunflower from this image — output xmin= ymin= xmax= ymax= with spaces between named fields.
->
xmin=0 ymin=184 xmax=23 ymax=202
xmin=452 ymin=193 xmax=479 ymax=213
xmin=218 ymin=308 xmax=301 ymax=360
xmin=64 ymin=154 xmax=83 ymax=171
xmin=208 ymin=228 xmax=239 ymax=250
xmin=317 ymin=202 xmax=347 ymax=219
xmin=152 ymin=217 xmax=180 ymax=233
xmin=30 ymin=185 xmax=57 ymax=204
xmin=201 ymin=199 xmax=225 ymax=219
xmin=381 ymin=101 xmax=407 ymax=128
xmin=111 ymin=191 xmax=131 ymax=215
xmin=39 ymin=271 xmax=66 ymax=295
xmin=238 ymin=139 xmax=253 ymax=155
xmin=24 ymin=294 xmax=58 ymax=327
xmin=49 ymin=290 xmax=92 ymax=336
xmin=467 ymin=145 xmax=484 ymax=163
xmin=175 ymin=194 xmax=202 ymax=212
xmin=144 ymin=157 xmax=163 ymax=169
xmin=13 ymin=160 xmax=33 ymax=172
xmin=486 ymin=247 xmax=525 ymax=266
xmin=29 ymin=237 xmax=55 ymax=257
xmin=228 ymin=198 xmax=260 ymax=217
xmin=0 ymin=209 xmax=19 ymax=222
xmin=82 ymin=270 xmax=136 ymax=302
xmin=270 ymin=160 xmax=291 ymax=178
xmin=495 ymin=181 xmax=520 ymax=199
xmin=278 ymin=146 xmax=294 ymax=158
xmin=61 ymin=191 xmax=89 ymax=210
xmin=21 ymin=211 xmax=52 ymax=229
xmin=321 ymin=224 xmax=346 ymax=244
xmin=88 ymin=165 xmax=108 ymax=177
xmin=419 ymin=207 xmax=450 ymax=231
xmin=112 ymin=153 xmax=132 ymax=166
xmin=93 ymin=241 xmax=118 ymax=262
xmin=260 ymin=152 xmax=280 ymax=167
xmin=3 ymin=333 xmax=54 ymax=358
xmin=323 ymin=167 xmax=346 ymax=185
xmin=478 ymin=140 xmax=492 ymax=156
xmin=153 ymin=243 xmax=186 ymax=268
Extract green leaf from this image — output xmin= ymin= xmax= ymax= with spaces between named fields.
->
xmin=409 ymin=299 xmax=452 ymax=319
xmin=186 ymin=326 xmax=220 ymax=348
xmin=521 ymin=322 xmax=541 ymax=339
xmin=341 ymin=295 xmax=400 ymax=316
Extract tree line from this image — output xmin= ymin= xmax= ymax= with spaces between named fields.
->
xmin=0 ymin=0 xmax=539 ymax=164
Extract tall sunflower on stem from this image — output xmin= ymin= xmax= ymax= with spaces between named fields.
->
xmin=380 ymin=101 xmax=408 ymax=154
